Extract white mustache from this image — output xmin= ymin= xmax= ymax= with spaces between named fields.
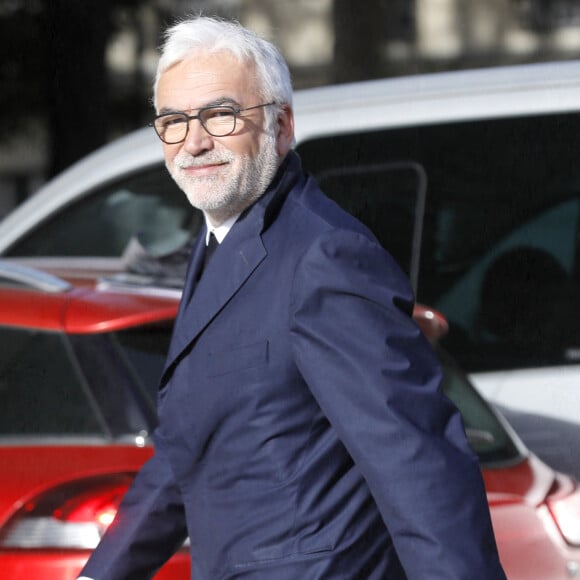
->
xmin=173 ymin=152 xmax=234 ymax=169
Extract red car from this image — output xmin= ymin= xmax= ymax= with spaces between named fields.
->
xmin=0 ymin=261 xmax=189 ymax=579
xmin=0 ymin=259 xmax=579 ymax=579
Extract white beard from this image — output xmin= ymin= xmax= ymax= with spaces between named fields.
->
xmin=167 ymin=132 xmax=279 ymax=223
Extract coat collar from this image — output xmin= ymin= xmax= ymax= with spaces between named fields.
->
xmin=160 ymin=151 xmax=304 ymax=387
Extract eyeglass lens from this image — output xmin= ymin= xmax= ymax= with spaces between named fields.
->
xmin=155 ymin=107 xmax=237 ymax=143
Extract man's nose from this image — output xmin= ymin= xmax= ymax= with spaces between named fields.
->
xmin=182 ymin=119 xmax=214 ymax=154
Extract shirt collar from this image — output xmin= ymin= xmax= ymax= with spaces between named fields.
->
xmin=204 ymin=213 xmax=240 ymax=245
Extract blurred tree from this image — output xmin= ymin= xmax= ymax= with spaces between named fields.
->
xmin=1 ymin=0 xmax=579 ymax=194
xmin=332 ymin=0 xmax=385 ymax=83
xmin=0 ymin=1 xmax=45 ymax=136
xmin=44 ymin=0 xmax=112 ymax=176
xmin=332 ymin=0 xmax=416 ymax=82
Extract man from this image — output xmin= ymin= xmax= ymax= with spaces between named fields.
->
xmin=80 ymin=16 xmax=506 ymax=580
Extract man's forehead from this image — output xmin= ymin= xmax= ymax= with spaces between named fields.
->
xmin=156 ymin=52 xmax=258 ymax=111
xmin=166 ymin=50 xmax=253 ymax=77
xmin=160 ymin=53 xmax=254 ymax=92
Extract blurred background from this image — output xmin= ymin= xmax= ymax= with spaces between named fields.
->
xmin=2 ymin=0 xmax=580 ymax=217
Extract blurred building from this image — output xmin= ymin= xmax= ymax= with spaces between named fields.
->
xmin=1 ymin=0 xmax=580 ymax=215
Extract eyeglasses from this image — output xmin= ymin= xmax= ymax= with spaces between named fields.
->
xmin=151 ymin=102 xmax=276 ymax=144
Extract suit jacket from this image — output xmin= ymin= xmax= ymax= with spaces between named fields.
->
xmin=81 ymin=152 xmax=505 ymax=579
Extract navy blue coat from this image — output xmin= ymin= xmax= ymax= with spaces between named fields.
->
xmin=81 ymin=152 xmax=505 ymax=579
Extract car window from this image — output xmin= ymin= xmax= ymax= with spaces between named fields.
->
xmin=69 ymin=331 xmax=161 ymax=437
xmin=113 ymin=322 xmax=174 ymax=403
xmin=298 ymin=112 xmax=580 ymax=373
xmin=95 ymin=318 xmax=524 ymax=467
xmin=7 ymin=165 xmax=202 ymax=258
xmin=109 ymin=319 xmax=522 ymax=466
xmin=315 ymin=162 xmax=426 ymax=292
xmin=0 ymin=323 xmax=172 ymax=439
xmin=436 ymin=346 xmax=521 ymax=466
xmin=0 ymin=316 xmax=520 ymax=465
xmin=0 ymin=326 xmax=103 ymax=436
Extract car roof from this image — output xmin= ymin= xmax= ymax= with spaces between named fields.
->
xmin=293 ymin=59 xmax=580 ymax=143
xmin=0 ymin=60 xmax=578 ymax=254
xmin=0 ymin=260 xmax=180 ymax=333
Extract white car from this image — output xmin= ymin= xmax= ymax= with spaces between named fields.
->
xmin=1 ymin=60 xmax=580 ymax=458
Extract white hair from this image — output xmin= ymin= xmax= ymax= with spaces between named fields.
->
xmin=153 ymin=16 xmax=293 ymax=129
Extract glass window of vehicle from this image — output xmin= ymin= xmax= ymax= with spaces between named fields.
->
xmin=7 ymin=166 xmax=202 ymax=258
xmin=112 ymin=322 xmax=173 ymax=403
xmin=314 ymin=161 xmax=426 ymax=293
xmin=7 ymin=111 xmax=580 ymax=377
xmin=0 ymin=311 xmax=519 ymax=467
xmin=0 ymin=327 xmax=102 ymax=436
xmin=437 ymin=346 xmax=520 ymax=465
xmin=297 ymin=112 xmax=580 ymax=373
xmin=0 ymin=322 xmax=173 ymax=439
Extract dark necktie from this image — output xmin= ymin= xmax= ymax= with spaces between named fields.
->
xmin=203 ymin=232 xmax=219 ymax=271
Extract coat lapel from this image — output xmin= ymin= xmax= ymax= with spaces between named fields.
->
xmin=177 ymin=226 xmax=207 ymax=312
xmin=160 ymin=152 xmax=302 ymax=387
xmin=160 ymin=202 xmax=268 ymax=387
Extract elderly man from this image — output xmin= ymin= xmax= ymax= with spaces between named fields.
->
xmin=79 ymin=15 xmax=505 ymax=580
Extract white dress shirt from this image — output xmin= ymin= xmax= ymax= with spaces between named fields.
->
xmin=205 ymin=212 xmax=239 ymax=245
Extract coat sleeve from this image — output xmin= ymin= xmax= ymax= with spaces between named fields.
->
xmin=78 ymin=430 xmax=188 ymax=580
xmin=289 ymin=229 xmax=506 ymax=580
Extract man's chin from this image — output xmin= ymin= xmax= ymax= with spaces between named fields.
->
xmin=183 ymin=193 xmax=220 ymax=212
xmin=174 ymin=179 xmax=223 ymax=210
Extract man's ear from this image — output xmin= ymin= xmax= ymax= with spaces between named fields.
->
xmin=275 ymin=104 xmax=295 ymax=157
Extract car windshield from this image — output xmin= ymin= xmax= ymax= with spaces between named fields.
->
xmin=436 ymin=345 xmax=521 ymax=466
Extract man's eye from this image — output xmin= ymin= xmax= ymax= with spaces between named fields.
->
xmin=163 ymin=115 xmax=186 ymax=127
xmin=205 ymin=108 xmax=234 ymax=119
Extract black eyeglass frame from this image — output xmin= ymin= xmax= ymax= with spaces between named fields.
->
xmin=151 ymin=101 xmax=277 ymax=144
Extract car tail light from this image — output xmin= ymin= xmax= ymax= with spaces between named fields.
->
xmin=0 ymin=473 xmax=134 ymax=550
xmin=546 ymin=476 xmax=580 ymax=546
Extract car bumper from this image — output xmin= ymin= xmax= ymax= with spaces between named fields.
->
xmin=0 ymin=550 xmax=191 ymax=579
